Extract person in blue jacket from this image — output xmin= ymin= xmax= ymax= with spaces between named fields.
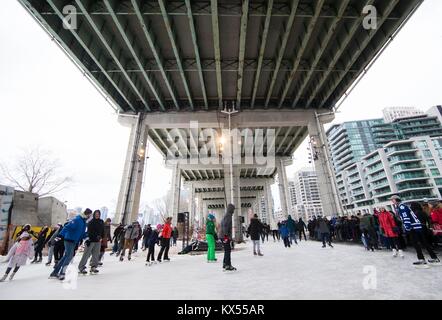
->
xmin=49 ymin=208 xmax=92 ymax=280
xmin=391 ymin=195 xmax=439 ymax=267
xmin=279 ymin=221 xmax=290 ymax=248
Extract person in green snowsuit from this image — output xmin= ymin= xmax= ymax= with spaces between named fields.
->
xmin=206 ymin=214 xmax=217 ymax=262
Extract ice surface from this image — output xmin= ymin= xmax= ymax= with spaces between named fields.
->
xmin=0 ymin=240 xmax=441 ymax=300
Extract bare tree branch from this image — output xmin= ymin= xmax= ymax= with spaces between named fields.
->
xmin=0 ymin=146 xmax=73 ymax=197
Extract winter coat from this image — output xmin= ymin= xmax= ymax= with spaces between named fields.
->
xmin=286 ymin=216 xmax=297 ymax=232
xmin=147 ymin=230 xmax=159 ymax=247
xmin=298 ymin=219 xmax=307 ymax=231
xmin=161 ymin=223 xmax=173 ymax=239
xmin=378 ymin=211 xmax=398 ymax=238
xmin=4 ymin=239 xmax=34 ymax=268
xmin=47 ymin=228 xmax=61 ymax=246
xmin=318 ymin=219 xmax=330 ymax=234
xmin=279 ymin=224 xmax=289 ymax=238
xmin=431 ymin=208 xmax=442 ymax=225
xmin=113 ymin=225 xmax=125 ymax=242
xmin=36 ymin=228 xmax=49 ymax=246
xmin=103 ymin=224 xmax=112 ymax=242
xmin=247 ymin=218 xmax=263 ymax=241
xmin=87 ymin=218 xmax=105 ymax=242
xmin=59 ymin=215 xmax=88 ymax=244
xmin=206 ymin=220 xmax=216 ymax=235
xmin=410 ymin=203 xmax=431 ymax=228
xmin=220 ymin=204 xmax=234 ymax=240
xmin=124 ymin=224 xmax=140 ymax=240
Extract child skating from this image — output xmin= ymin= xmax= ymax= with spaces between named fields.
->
xmin=1 ymin=232 xmax=34 ymax=282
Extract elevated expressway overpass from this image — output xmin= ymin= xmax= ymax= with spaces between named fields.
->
xmin=19 ymin=0 xmax=423 ymax=240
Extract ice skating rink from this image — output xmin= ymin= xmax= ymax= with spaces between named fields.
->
xmin=1 ymin=240 xmax=441 ymax=300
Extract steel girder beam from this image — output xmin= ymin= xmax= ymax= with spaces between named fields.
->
xmin=277 ymin=0 xmax=325 ymax=108
xmin=45 ymin=0 xmax=136 ymax=112
xmin=185 ymin=0 xmax=208 ymax=109
xmin=150 ymin=128 xmax=170 ymax=156
xmin=275 ymin=127 xmax=294 ymax=154
xmin=89 ymin=58 xmax=359 ymax=73
xmin=211 ymin=0 xmax=223 ymax=108
xmin=264 ymin=0 xmax=299 ymax=108
xmin=305 ymin=0 xmax=375 ymax=108
xmin=291 ymin=0 xmax=350 ymax=108
xmin=250 ymin=0 xmax=273 ymax=109
xmin=39 ymin=2 xmax=401 ymax=20
xmin=283 ymin=127 xmax=305 ymax=154
xmin=235 ymin=0 xmax=249 ymax=109
xmin=131 ymin=0 xmax=178 ymax=111
xmin=319 ymin=0 xmax=400 ymax=107
xmin=104 ymin=0 xmax=164 ymax=112
xmin=158 ymin=0 xmax=194 ymax=110
xmin=75 ymin=0 xmax=150 ymax=111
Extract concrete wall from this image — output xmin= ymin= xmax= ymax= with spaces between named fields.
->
xmin=11 ymin=191 xmax=39 ymax=226
xmin=38 ymin=197 xmax=67 ymax=226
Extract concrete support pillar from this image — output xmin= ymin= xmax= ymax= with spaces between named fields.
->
xmin=276 ymin=159 xmax=289 ymax=219
xmin=265 ymin=181 xmax=276 ymax=229
xmin=115 ymin=114 xmax=148 ymax=224
xmin=171 ymin=162 xmax=182 ymax=226
xmin=308 ymin=114 xmax=340 ymax=217
xmin=224 ymin=165 xmax=242 ymax=242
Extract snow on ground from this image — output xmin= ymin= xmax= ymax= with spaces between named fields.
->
xmin=1 ymin=240 xmax=441 ymax=300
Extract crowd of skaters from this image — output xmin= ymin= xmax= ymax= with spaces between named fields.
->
xmin=2 ymin=195 xmax=442 ymax=282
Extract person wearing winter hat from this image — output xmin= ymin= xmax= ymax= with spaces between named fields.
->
xmin=145 ymin=224 xmax=160 ymax=266
xmin=49 ymin=208 xmax=92 ymax=280
xmin=157 ymin=217 xmax=172 ymax=262
xmin=78 ymin=210 xmax=104 ymax=274
xmin=220 ymin=204 xmax=236 ymax=271
xmin=247 ymin=214 xmax=264 ymax=256
xmin=206 ymin=214 xmax=217 ymax=262
xmin=1 ymin=232 xmax=34 ymax=282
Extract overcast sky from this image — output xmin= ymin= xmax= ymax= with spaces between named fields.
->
xmin=1 ymin=0 xmax=441 ymax=214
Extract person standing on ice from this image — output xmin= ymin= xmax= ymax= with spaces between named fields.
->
xmin=45 ymin=223 xmax=62 ymax=266
xmin=157 ymin=217 xmax=172 ymax=262
xmin=286 ymin=215 xmax=298 ymax=245
xmin=0 ymin=232 xmax=34 ymax=282
xmin=145 ymin=225 xmax=160 ymax=266
xmin=31 ymin=226 xmax=49 ymax=263
xmin=49 ymin=208 xmax=92 ymax=280
xmin=119 ymin=221 xmax=140 ymax=261
xmin=110 ymin=223 xmax=124 ymax=255
xmin=298 ymin=218 xmax=307 ymax=241
xmin=279 ymin=221 xmax=290 ymax=248
xmin=206 ymin=214 xmax=217 ymax=262
xmin=391 ymin=195 xmax=440 ymax=267
xmin=318 ymin=217 xmax=333 ymax=248
xmin=78 ymin=210 xmax=104 ymax=274
xmin=220 ymin=204 xmax=236 ymax=271
xmin=378 ymin=207 xmax=403 ymax=258
xmin=248 ymin=214 xmax=264 ymax=256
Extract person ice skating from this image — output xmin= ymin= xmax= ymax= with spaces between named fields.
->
xmin=359 ymin=212 xmax=379 ymax=251
xmin=0 ymin=232 xmax=34 ymax=282
xmin=78 ymin=210 xmax=104 ymax=274
xmin=391 ymin=195 xmax=440 ymax=267
xmin=220 ymin=204 xmax=236 ymax=271
xmin=15 ymin=224 xmax=38 ymax=241
xmin=378 ymin=207 xmax=403 ymax=258
xmin=110 ymin=223 xmax=124 ymax=255
xmin=279 ymin=221 xmax=290 ymax=248
xmin=157 ymin=217 xmax=172 ymax=262
xmin=49 ymin=208 xmax=92 ymax=280
xmin=142 ymin=224 xmax=152 ymax=251
xmin=286 ymin=215 xmax=298 ymax=245
xmin=248 ymin=214 xmax=264 ymax=256
xmin=31 ymin=226 xmax=49 ymax=263
xmin=206 ymin=214 xmax=217 ymax=262
xmin=271 ymin=224 xmax=280 ymax=242
xmin=318 ymin=217 xmax=333 ymax=248
xmin=132 ymin=221 xmax=142 ymax=253
xmin=145 ymin=225 xmax=160 ymax=266
xmin=120 ymin=221 xmax=140 ymax=261
xmin=172 ymin=226 xmax=179 ymax=247
xmin=99 ymin=218 xmax=112 ymax=265
xmin=45 ymin=223 xmax=63 ymax=266
xmin=298 ymin=218 xmax=307 ymax=241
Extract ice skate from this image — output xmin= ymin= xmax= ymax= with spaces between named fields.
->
xmin=45 ymin=262 xmax=51 ymax=266
xmin=78 ymin=268 xmax=88 ymax=275
xmin=428 ymin=258 xmax=441 ymax=266
xmin=328 ymin=243 xmax=334 ymax=248
xmin=9 ymin=272 xmax=16 ymax=281
xmin=90 ymin=267 xmax=99 ymax=274
xmin=253 ymin=251 xmax=257 ymax=256
xmin=128 ymin=255 xmax=131 ymax=261
xmin=164 ymin=258 xmax=170 ymax=262
xmin=258 ymin=252 xmax=264 ymax=256
xmin=119 ymin=256 xmax=124 ymax=262
xmin=413 ymin=260 xmax=429 ymax=269
xmin=392 ymin=249 xmax=398 ymax=257
xmin=0 ymin=274 xmax=7 ymax=282
xmin=48 ymin=273 xmax=59 ymax=279
xmin=58 ymin=274 xmax=66 ymax=281
xmin=223 ymin=265 xmax=237 ymax=272
xmin=398 ymin=250 xmax=404 ymax=258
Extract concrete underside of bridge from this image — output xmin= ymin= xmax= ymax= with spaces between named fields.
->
xmin=18 ymin=0 xmax=423 ymax=241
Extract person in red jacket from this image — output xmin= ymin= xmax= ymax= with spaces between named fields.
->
xmin=157 ymin=217 xmax=172 ymax=262
xmin=430 ymin=202 xmax=442 ymax=225
xmin=378 ymin=207 xmax=404 ymax=258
